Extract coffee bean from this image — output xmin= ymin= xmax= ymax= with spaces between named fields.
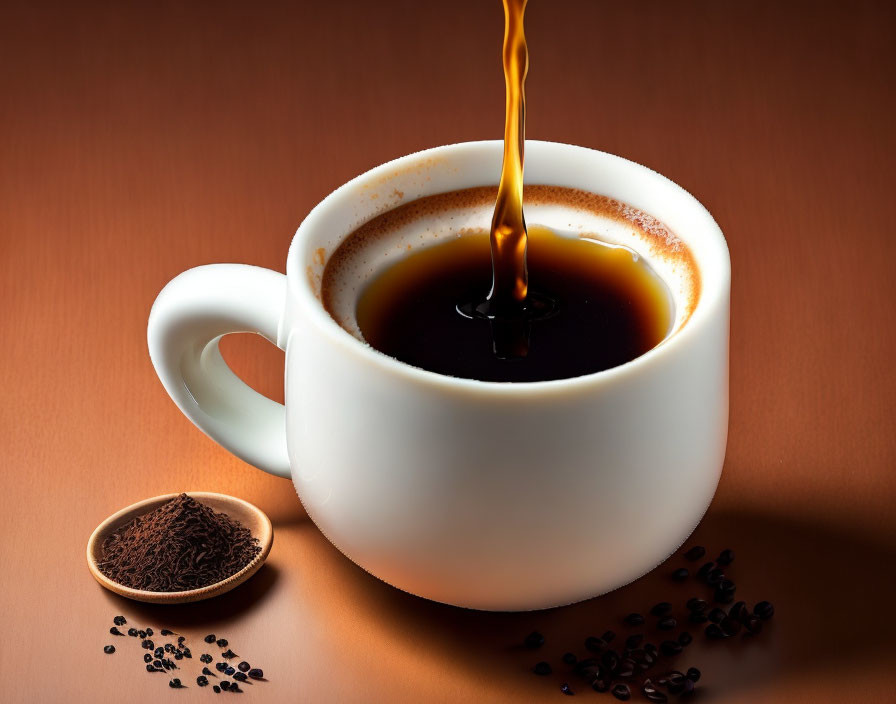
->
xmin=602 ymin=630 xmax=616 ymax=643
xmin=165 ymin=644 xmax=176 ymax=653
xmin=248 ymin=668 xmax=264 ymax=680
xmin=717 ymin=549 xmax=735 ymax=566
xmin=524 ymin=631 xmax=545 ymax=649
xmin=533 ymin=661 xmax=551 ymax=676
xmin=686 ymin=667 xmax=701 ymax=682
xmin=684 ymin=546 xmax=706 ymax=561
xmin=160 ymin=629 xmax=174 ymax=636
xmin=616 ymin=659 xmax=635 ymax=678
xmin=705 ymin=624 xmax=726 ymax=639
xmin=650 ymin=602 xmax=672 ymax=617
xmin=233 ymin=672 xmax=247 ymax=682
xmin=138 ymin=630 xmax=147 ymax=638
xmin=197 ymin=676 xmax=209 ymax=687
xmin=660 ymin=640 xmax=682 ymax=656
xmin=672 ymin=568 xmax=689 ymax=581
xmin=216 ymin=639 xmax=229 ymax=648
xmin=220 ymin=681 xmax=231 ymax=691
xmin=213 ymin=685 xmax=221 ymax=693
xmin=625 ymin=634 xmax=643 ymax=649
xmin=729 ymin=601 xmax=748 ymax=622
xmin=601 ymin=650 xmax=620 ymax=672
xmin=237 ymin=661 xmax=251 ymax=672
xmin=708 ymin=608 xmax=726 ymax=623
xmin=696 ymin=562 xmax=715 ymax=580
xmin=174 ymin=652 xmax=183 ymax=660
xmin=688 ymin=611 xmax=708 ymax=624
xmin=113 ymin=616 xmax=126 ymax=626
xmin=222 ymin=649 xmax=237 ymax=659
xmin=200 ymin=654 xmax=213 ymax=664
xmin=658 ymin=617 xmax=677 ymax=631
xmin=560 ymin=683 xmax=574 ymax=696
xmin=624 ymin=612 xmax=645 ymax=626
xmin=204 ymin=634 xmax=216 ymax=643
xmin=644 ymin=642 xmax=658 ymax=656
xmin=145 ymin=628 xmax=154 ymax=637
xmin=216 ymin=662 xmax=228 ymax=673
xmin=168 ymin=678 xmax=182 ymax=689
xmin=144 ymin=654 xmax=152 ymax=663
xmin=720 ymin=617 xmax=742 ymax=636
xmin=146 ymin=664 xmax=160 ymax=673
xmin=686 ymin=598 xmax=706 ymax=612
xmin=611 ymin=683 xmax=631 ymax=700
xmin=755 ymin=601 xmax=775 ymax=620
xmin=562 ymin=652 xmax=577 ymax=665
xmin=678 ymin=631 xmax=693 ymax=646
xmin=592 ymin=678 xmax=610 ymax=692
xmin=109 ymin=627 xmax=123 ymax=636
xmin=225 ymin=666 xmax=236 ymax=676
xmin=103 ymin=645 xmax=115 ymax=654
xmin=154 ymin=647 xmax=164 ymax=659
xmin=153 ymin=660 xmax=163 ymax=669
xmin=182 ymin=648 xmax=192 ymax=658
xmin=127 ymin=628 xmax=138 ymax=637
xmin=141 ymin=639 xmax=154 ymax=650
xmin=706 ymin=568 xmax=725 ymax=586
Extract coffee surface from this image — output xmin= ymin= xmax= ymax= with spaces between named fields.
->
xmin=354 ymin=225 xmax=672 ymax=382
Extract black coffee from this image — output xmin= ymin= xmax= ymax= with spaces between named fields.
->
xmin=354 ymin=225 xmax=672 ymax=382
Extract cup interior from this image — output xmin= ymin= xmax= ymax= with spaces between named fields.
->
xmin=288 ymin=140 xmax=726 ymax=356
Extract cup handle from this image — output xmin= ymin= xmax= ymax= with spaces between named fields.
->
xmin=147 ymin=264 xmax=291 ymax=478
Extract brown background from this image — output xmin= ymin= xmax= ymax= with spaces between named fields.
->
xmin=1 ymin=0 xmax=894 ymax=702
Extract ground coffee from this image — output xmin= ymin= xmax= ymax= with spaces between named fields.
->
xmin=98 ymin=494 xmax=260 ymax=592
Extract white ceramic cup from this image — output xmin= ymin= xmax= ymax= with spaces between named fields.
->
xmin=148 ymin=140 xmax=729 ymax=611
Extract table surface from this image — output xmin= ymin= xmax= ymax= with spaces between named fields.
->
xmin=1 ymin=1 xmax=894 ymax=702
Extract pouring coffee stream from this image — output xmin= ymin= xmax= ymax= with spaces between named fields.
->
xmin=458 ymin=0 xmax=555 ymax=359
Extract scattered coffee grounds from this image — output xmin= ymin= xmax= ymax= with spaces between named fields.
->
xmin=98 ymin=494 xmax=260 ymax=592
xmin=523 ymin=545 xmax=776 ymax=698
xmin=102 ymin=616 xmax=270 ymax=694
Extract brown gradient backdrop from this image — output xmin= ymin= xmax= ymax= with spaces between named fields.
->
xmin=1 ymin=0 xmax=894 ymax=702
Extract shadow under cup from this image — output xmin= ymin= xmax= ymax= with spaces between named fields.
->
xmin=285 ymin=140 xmax=729 ymax=610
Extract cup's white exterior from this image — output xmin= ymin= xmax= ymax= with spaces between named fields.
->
xmin=148 ymin=141 xmax=729 ymax=611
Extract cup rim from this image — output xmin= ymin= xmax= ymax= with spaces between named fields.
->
xmin=285 ymin=139 xmax=729 ymax=396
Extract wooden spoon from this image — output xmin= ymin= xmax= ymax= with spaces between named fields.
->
xmin=86 ymin=492 xmax=273 ymax=604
